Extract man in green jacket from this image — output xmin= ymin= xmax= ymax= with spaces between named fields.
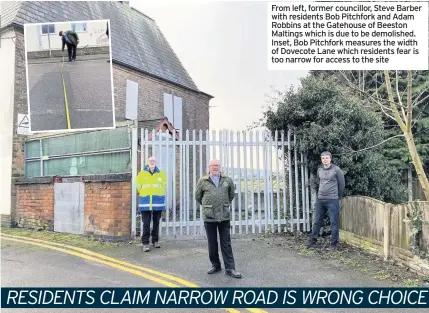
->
xmin=195 ymin=159 xmax=242 ymax=278
xmin=59 ymin=30 xmax=79 ymax=62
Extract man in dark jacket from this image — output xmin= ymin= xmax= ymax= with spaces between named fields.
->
xmin=195 ymin=159 xmax=242 ymax=278
xmin=59 ymin=30 xmax=79 ymax=62
xmin=308 ymin=151 xmax=345 ymax=250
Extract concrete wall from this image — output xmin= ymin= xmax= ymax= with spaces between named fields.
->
xmin=0 ymin=29 xmax=16 ymax=221
xmin=25 ymin=20 xmax=109 ymax=52
xmin=340 ymin=196 xmax=429 ymax=276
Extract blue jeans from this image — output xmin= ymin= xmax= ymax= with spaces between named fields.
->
xmin=310 ymin=199 xmax=340 ymax=246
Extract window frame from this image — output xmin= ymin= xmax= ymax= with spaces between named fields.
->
xmin=40 ymin=24 xmax=56 ymax=35
xmin=71 ymin=22 xmax=87 ymax=33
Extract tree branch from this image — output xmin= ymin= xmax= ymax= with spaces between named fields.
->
xmin=396 ymin=70 xmax=404 ymax=107
xmin=406 ymin=71 xmax=413 ymax=133
xmin=333 ymin=134 xmax=405 ymax=155
xmin=384 ymin=70 xmax=407 ymax=131
xmin=412 ymin=101 xmax=429 ymax=128
xmin=412 ymin=82 xmax=429 ymax=104
xmin=379 ymin=105 xmax=399 ymax=122
xmin=395 ymin=70 xmax=408 ymax=122
xmin=338 ymin=71 xmax=393 ymax=112
xmin=413 ymin=92 xmax=429 ymax=107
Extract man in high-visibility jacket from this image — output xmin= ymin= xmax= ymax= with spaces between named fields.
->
xmin=136 ymin=156 xmax=167 ymax=252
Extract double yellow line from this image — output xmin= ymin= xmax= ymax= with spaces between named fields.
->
xmin=1 ymin=234 xmax=267 ymax=313
xmin=61 ymin=54 xmax=72 ymax=129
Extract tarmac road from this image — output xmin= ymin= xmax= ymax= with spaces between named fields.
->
xmin=1 ymin=234 xmax=425 ymax=313
xmin=1 ymin=240 xmax=221 ymax=313
xmin=27 ymin=58 xmax=114 ymax=132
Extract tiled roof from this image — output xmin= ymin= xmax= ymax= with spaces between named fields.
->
xmin=1 ymin=1 xmax=208 ymax=95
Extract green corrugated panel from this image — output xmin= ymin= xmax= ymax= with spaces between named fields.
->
xmin=43 ymin=152 xmax=131 ymax=176
xmin=25 ymin=140 xmax=41 ymax=158
xmin=43 ymin=128 xmax=130 ymax=156
xmin=24 ymin=128 xmax=131 ymax=177
xmin=25 ymin=161 xmax=41 ymax=177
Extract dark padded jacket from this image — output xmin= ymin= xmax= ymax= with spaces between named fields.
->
xmin=195 ymin=173 xmax=235 ymax=222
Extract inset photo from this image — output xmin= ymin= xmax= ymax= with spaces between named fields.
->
xmin=24 ymin=19 xmax=115 ymax=132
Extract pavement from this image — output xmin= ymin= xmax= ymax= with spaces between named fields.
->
xmin=1 ymin=233 xmax=425 ymax=313
xmin=27 ymin=54 xmax=110 ymax=65
xmin=27 ymin=56 xmax=114 ymax=132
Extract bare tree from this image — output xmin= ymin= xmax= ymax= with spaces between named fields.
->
xmin=339 ymin=70 xmax=429 ymax=201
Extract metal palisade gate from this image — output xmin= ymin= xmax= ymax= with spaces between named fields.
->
xmin=137 ymin=128 xmax=312 ymax=237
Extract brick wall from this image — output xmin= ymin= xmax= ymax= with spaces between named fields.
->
xmin=15 ymin=183 xmax=54 ymax=230
xmin=14 ymin=176 xmax=132 ymax=240
xmin=11 ymin=29 xmax=27 ymax=223
xmin=84 ymin=181 xmax=131 ymax=239
xmin=1 ymin=215 xmax=12 ymax=228
xmin=112 ymin=64 xmax=211 ymax=131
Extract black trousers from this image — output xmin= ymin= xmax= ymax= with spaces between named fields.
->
xmin=141 ymin=211 xmax=162 ymax=245
xmin=204 ymin=220 xmax=235 ymax=270
xmin=66 ymin=43 xmax=77 ymax=61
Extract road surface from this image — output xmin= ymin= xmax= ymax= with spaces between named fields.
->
xmin=1 ymin=233 xmax=424 ymax=313
xmin=27 ymin=58 xmax=114 ymax=132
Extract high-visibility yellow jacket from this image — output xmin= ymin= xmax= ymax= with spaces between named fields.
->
xmin=136 ymin=165 xmax=167 ymax=211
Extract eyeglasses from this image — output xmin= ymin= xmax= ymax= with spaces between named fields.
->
xmin=210 ymin=164 xmax=220 ymax=167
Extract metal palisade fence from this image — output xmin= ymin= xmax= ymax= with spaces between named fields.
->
xmin=138 ymin=128 xmax=312 ymax=237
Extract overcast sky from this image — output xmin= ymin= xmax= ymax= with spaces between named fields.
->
xmin=131 ymin=0 xmax=308 ymax=132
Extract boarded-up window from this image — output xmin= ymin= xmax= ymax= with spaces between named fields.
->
xmin=163 ymin=93 xmax=183 ymax=133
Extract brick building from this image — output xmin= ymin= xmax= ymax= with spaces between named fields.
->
xmin=0 ymin=1 xmax=212 ymax=238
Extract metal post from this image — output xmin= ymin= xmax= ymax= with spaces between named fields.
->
xmin=310 ymin=173 xmax=317 ymax=214
xmin=243 ymin=131 xmax=248 ymax=234
xmin=230 ymin=131 xmax=236 ymax=234
xmin=294 ymin=134 xmax=300 ymax=230
xmin=281 ymin=131 xmax=287 ymax=233
xmin=48 ymin=29 xmax=52 ymax=57
xmin=275 ymin=131 xmax=281 ymax=233
xmin=287 ymin=130 xmax=294 ymax=232
xmin=300 ymin=153 xmax=306 ymax=231
xmin=131 ymin=120 xmax=138 ymax=238
xmin=256 ymin=130 xmax=262 ymax=233
xmin=199 ymin=130 xmax=204 ymax=234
